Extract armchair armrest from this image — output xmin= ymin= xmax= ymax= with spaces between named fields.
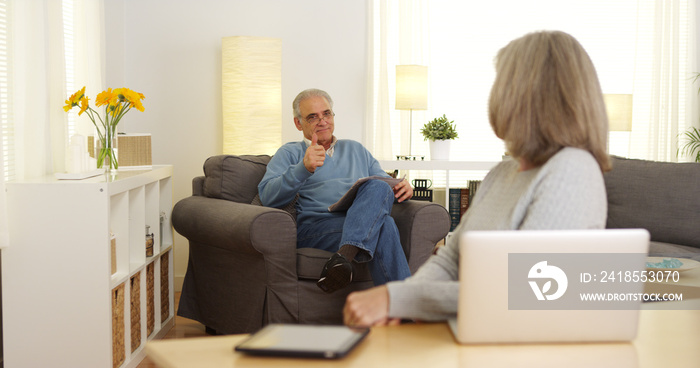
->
xmin=172 ymin=196 xmax=300 ymax=332
xmin=172 ymin=196 xmax=297 ymax=256
xmin=192 ymin=176 xmax=204 ymax=196
xmin=391 ymin=200 xmax=450 ymax=273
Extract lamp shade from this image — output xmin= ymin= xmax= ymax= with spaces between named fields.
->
xmin=603 ymin=94 xmax=633 ymax=132
xmin=222 ymin=36 xmax=282 ymax=155
xmin=396 ymin=65 xmax=428 ymax=110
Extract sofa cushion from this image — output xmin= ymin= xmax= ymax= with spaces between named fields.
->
xmin=202 ymin=155 xmax=271 ymax=203
xmin=604 ymin=156 xmax=700 ymax=248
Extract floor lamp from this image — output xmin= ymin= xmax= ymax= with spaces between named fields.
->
xmin=222 ymin=36 xmax=282 ymax=155
xmin=603 ymin=94 xmax=633 ymax=157
xmin=396 ymin=65 xmax=428 ymax=160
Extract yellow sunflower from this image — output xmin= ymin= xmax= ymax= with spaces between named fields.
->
xmin=63 ymin=86 xmax=86 ymax=112
xmin=95 ymin=88 xmax=116 ymax=107
xmin=123 ymin=88 xmax=146 ymax=112
xmin=79 ymin=96 xmax=89 ymax=116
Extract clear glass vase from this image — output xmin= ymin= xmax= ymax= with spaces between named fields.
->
xmin=97 ymin=128 xmax=118 ymax=173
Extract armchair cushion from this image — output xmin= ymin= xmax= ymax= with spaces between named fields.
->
xmin=203 ymin=155 xmax=271 ymax=203
xmin=251 ymin=193 xmax=298 ymax=218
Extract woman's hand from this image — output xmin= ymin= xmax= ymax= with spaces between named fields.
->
xmin=343 ymin=286 xmax=400 ymax=327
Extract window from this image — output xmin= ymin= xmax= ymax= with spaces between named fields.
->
xmin=369 ymin=0 xmax=694 ymax=187
xmin=428 ymin=0 xmax=639 ymax=164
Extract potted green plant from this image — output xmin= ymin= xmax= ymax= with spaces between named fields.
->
xmin=678 ymin=73 xmax=700 ymax=163
xmin=421 ymin=114 xmax=458 ymax=160
xmin=679 ymin=127 xmax=700 ymax=162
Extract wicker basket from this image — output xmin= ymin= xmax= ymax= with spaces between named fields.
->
xmin=130 ymin=272 xmax=141 ymax=353
xmin=160 ymin=251 xmax=170 ymax=323
xmin=88 ymin=134 xmax=152 ymax=167
xmin=112 ymin=283 xmax=125 ymax=368
xmin=147 ymin=262 xmax=155 ymax=337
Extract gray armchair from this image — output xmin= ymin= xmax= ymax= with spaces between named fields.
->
xmin=172 ymin=155 xmax=450 ymax=334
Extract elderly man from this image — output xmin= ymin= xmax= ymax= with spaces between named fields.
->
xmin=258 ymin=88 xmax=413 ymax=293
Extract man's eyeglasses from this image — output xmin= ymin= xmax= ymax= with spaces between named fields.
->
xmin=303 ymin=111 xmax=335 ymax=125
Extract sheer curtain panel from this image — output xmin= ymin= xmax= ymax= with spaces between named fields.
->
xmin=0 ymin=0 xmax=104 ymax=248
xmin=0 ymin=0 xmax=9 ymax=248
xmin=365 ymin=0 xmax=429 ymax=160
xmin=630 ymin=0 xmax=697 ymax=161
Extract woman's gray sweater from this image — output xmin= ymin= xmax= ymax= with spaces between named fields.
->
xmin=386 ymin=147 xmax=607 ymax=321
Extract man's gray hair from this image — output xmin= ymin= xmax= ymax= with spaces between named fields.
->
xmin=292 ymin=88 xmax=334 ymax=119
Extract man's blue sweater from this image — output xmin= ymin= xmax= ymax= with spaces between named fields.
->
xmin=258 ymin=139 xmax=388 ymax=225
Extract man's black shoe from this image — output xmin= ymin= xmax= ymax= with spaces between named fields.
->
xmin=317 ymin=253 xmax=353 ymax=293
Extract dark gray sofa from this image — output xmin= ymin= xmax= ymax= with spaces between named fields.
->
xmin=604 ymin=156 xmax=700 ymax=259
xmin=171 ymin=155 xmax=450 ymax=334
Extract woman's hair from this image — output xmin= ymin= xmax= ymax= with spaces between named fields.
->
xmin=488 ymin=30 xmax=611 ymax=171
xmin=292 ymin=88 xmax=334 ymax=120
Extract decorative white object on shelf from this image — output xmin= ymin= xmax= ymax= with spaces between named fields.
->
xmin=60 ymin=134 xmax=98 ymax=178
xmin=421 ymin=114 xmax=458 ymax=161
xmin=430 ymin=140 xmax=451 ymax=160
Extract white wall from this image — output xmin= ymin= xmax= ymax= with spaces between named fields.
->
xmin=104 ymin=0 xmax=368 ymax=290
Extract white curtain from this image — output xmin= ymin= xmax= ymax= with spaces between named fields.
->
xmin=0 ymin=0 xmax=9 ymax=248
xmin=365 ymin=0 xmax=429 ymax=160
xmin=630 ymin=0 xmax=698 ymax=162
xmin=0 ymin=0 xmax=104 ymax=247
xmin=12 ymin=0 xmax=67 ymax=179
xmin=0 ymin=99 xmax=5 ymax=247
xmin=71 ymin=0 xmax=106 ymax=138
xmin=9 ymin=0 xmax=103 ymax=178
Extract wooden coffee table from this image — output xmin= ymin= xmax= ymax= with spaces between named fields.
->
xmin=147 ymin=299 xmax=700 ymax=368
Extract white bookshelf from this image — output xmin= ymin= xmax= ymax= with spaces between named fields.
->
xmin=378 ymin=160 xmax=498 ymax=172
xmin=378 ymin=160 xmax=499 ymax=207
xmin=3 ymin=166 xmax=174 ymax=368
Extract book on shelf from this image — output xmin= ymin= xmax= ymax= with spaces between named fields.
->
xmin=460 ymin=188 xmax=469 ymax=217
xmin=448 ymin=188 xmax=461 ymax=232
xmin=447 ymin=180 xmax=482 ymax=232
xmin=468 ymin=180 xmax=482 ymax=205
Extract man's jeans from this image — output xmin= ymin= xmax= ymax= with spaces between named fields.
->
xmin=296 ymin=179 xmax=411 ymax=285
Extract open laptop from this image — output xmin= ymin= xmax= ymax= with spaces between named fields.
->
xmin=449 ymin=229 xmax=650 ymax=344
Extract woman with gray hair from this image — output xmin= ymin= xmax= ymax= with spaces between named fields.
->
xmin=344 ymin=30 xmax=611 ymax=327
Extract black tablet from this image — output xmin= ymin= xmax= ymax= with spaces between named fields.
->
xmin=234 ymin=324 xmax=370 ymax=359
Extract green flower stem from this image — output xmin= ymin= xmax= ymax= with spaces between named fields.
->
xmin=84 ymin=102 xmax=134 ymax=171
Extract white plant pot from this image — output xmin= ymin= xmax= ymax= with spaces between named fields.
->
xmin=429 ymin=139 xmax=451 ymax=161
